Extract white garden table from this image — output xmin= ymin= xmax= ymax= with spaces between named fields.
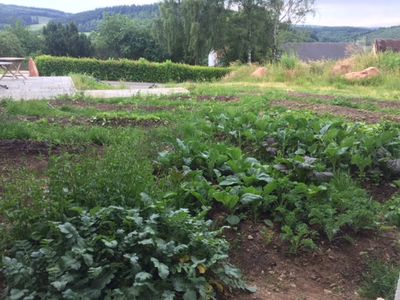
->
xmin=0 ymin=57 xmax=26 ymax=80
xmin=0 ymin=61 xmax=13 ymax=89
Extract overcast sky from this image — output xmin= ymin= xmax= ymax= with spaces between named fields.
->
xmin=1 ymin=0 xmax=399 ymax=27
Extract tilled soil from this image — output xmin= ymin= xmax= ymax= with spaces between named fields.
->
xmin=0 ymin=140 xmax=99 ymax=193
xmin=223 ymin=222 xmax=400 ymax=300
xmin=0 ymin=140 xmax=96 ymax=172
xmin=271 ymin=100 xmax=400 ymax=124
xmin=17 ymin=116 xmax=166 ymax=128
xmin=51 ymin=100 xmax=176 ymax=112
xmin=362 ymin=180 xmax=399 ymax=202
xmin=288 ymin=92 xmax=400 ymax=111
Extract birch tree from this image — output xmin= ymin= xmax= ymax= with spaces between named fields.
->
xmin=269 ymin=0 xmax=315 ymax=60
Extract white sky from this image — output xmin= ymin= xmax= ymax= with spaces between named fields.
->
xmin=1 ymin=0 xmax=399 ymax=28
xmin=309 ymin=0 xmax=400 ymax=27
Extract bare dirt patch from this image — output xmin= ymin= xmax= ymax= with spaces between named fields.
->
xmin=0 ymin=274 xmax=5 ymax=299
xmin=362 ymin=180 xmax=398 ymax=202
xmin=17 ymin=116 xmax=166 ymax=128
xmin=223 ymin=222 xmax=400 ymax=300
xmin=288 ymin=92 xmax=400 ymax=111
xmin=271 ymin=100 xmax=400 ymax=124
xmin=51 ymin=100 xmax=176 ymax=113
xmin=0 ymin=140 xmax=100 ymax=194
xmin=0 ymin=140 xmax=96 ymax=173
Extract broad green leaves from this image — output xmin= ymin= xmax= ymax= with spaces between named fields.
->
xmin=3 ymin=206 xmax=248 ymax=299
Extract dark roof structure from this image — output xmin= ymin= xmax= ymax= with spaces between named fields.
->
xmin=374 ymin=39 xmax=400 ymax=53
xmin=282 ymin=42 xmax=354 ymax=61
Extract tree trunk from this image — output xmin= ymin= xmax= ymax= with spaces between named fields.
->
xmin=272 ymin=20 xmax=279 ymax=61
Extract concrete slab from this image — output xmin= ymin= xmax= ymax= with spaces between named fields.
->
xmin=102 ymin=81 xmax=164 ymax=89
xmin=83 ymin=87 xmax=190 ymax=98
xmin=0 ymin=77 xmax=76 ymax=100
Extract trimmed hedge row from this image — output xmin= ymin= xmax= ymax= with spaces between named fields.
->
xmin=35 ymin=56 xmax=230 ymax=82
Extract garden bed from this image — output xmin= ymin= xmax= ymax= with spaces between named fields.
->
xmin=271 ymin=100 xmax=400 ymax=123
xmin=52 ymin=100 xmax=176 ymax=113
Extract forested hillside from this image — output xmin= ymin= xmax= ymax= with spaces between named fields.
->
xmin=297 ymin=25 xmax=373 ymax=42
xmin=0 ymin=4 xmax=158 ymax=31
xmin=362 ymin=26 xmax=400 ymax=41
xmin=290 ymin=25 xmax=400 ymax=43
xmin=57 ymin=4 xmax=160 ymax=32
xmin=0 ymin=4 xmax=69 ymax=28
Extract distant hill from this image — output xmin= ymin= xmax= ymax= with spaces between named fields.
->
xmin=295 ymin=26 xmax=374 ymax=42
xmin=0 ymin=4 xmax=70 ymax=28
xmin=0 ymin=3 xmax=159 ymax=32
xmin=292 ymin=25 xmax=400 ymax=44
xmin=361 ymin=26 xmax=400 ymax=42
xmin=56 ymin=4 xmax=160 ymax=32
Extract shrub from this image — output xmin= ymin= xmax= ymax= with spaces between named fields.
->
xmin=35 ymin=56 xmax=230 ymax=83
xmin=279 ymin=54 xmax=299 ymax=70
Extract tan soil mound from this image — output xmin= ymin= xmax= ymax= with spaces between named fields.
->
xmin=251 ymin=67 xmax=267 ymax=78
xmin=332 ymin=58 xmax=354 ymax=76
xmin=344 ymin=67 xmax=380 ymax=81
xmin=29 ymin=58 xmax=39 ymax=77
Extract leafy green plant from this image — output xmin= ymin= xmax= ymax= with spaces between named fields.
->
xmin=157 ymin=137 xmax=380 ymax=252
xmin=2 ymin=203 xmax=249 ymax=299
xmin=383 ymin=195 xmax=400 ymax=227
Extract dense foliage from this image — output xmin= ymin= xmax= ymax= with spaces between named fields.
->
xmin=0 ymin=31 xmax=24 ymax=57
xmin=43 ymin=22 xmax=93 ymax=57
xmin=0 ymin=143 xmax=249 ymax=299
xmin=93 ymin=16 xmax=167 ymax=62
xmin=3 ymin=205 xmax=246 ymax=299
xmin=156 ymin=110 xmax=400 ymax=252
xmin=0 ymin=22 xmax=43 ymax=57
xmin=57 ymin=4 xmax=160 ymax=32
xmin=155 ymin=0 xmax=312 ymax=63
xmin=35 ymin=55 xmax=230 ymax=82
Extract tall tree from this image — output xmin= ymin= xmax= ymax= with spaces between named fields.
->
xmin=229 ymin=0 xmax=274 ymax=64
xmin=269 ymin=0 xmax=315 ymax=60
xmin=0 ymin=31 xmax=24 ymax=57
xmin=6 ymin=21 xmax=43 ymax=56
xmin=156 ymin=0 xmax=225 ymax=64
xmin=43 ymin=22 xmax=93 ymax=57
xmin=94 ymin=15 xmax=167 ymax=61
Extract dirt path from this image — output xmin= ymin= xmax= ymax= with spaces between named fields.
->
xmin=224 ymin=222 xmax=400 ymax=300
xmin=271 ymin=100 xmax=400 ymax=124
xmin=51 ymin=100 xmax=176 ymax=112
xmin=15 ymin=115 xmax=166 ymax=128
xmin=288 ymin=92 xmax=400 ymax=111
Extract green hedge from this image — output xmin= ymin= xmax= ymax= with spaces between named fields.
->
xmin=35 ymin=56 xmax=230 ymax=82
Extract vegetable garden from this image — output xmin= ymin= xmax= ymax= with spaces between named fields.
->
xmin=0 ymin=80 xmax=400 ymax=299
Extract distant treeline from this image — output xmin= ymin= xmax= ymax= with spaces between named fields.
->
xmin=0 ymin=4 xmax=158 ymax=31
xmin=57 ymin=4 xmax=160 ymax=32
xmin=0 ymin=4 xmax=69 ymax=28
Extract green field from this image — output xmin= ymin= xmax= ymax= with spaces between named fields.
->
xmin=1 ymin=53 xmax=400 ymax=299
